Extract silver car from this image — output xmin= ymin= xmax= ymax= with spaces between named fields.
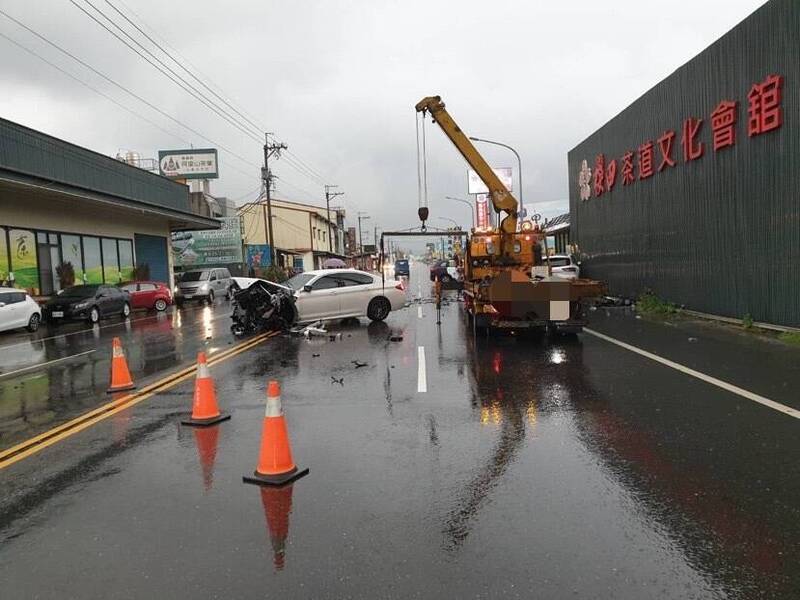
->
xmin=174 ymin=268 xmax=232 ymax=306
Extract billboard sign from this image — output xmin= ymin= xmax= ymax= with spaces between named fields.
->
xmin=171 ymin=216 xmax=242 ymax=266
xmin=159 ymin=148 xmax=218 ymax=179
xmin=246 ymin=244 xmax=272 ymax=267
xmin=468 ymin=167 xmax=513 ymax=195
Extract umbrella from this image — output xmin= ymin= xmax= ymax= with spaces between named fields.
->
xmin=322 ymin=258 xmax=346 ymax=269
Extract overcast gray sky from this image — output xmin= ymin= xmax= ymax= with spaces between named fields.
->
xmin=0 ymin=0 xmax=765 ymax=241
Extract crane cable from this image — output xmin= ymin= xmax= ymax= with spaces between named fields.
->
xmin=415 ymin=111 xmax=430 ymax=230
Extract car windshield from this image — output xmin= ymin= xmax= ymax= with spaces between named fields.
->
xmin=547 ymin=257 xmax=571 ymax=267
xmin=284 ymin=273 xmax=315 ymax=290
xmin=59 ymin=285 xmax=100 ymax=298
xmin=180 ymin=271 xmax=208 ymax=282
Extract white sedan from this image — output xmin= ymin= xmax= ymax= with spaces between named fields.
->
xmin=0 ymin=287 xmax=42 ymax=333
xmin=232 ymin=269 xmax=407 ymax=323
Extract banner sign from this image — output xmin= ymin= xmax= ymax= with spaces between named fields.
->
xmin=475 ymin=194 xmax=490 ymax=229
xmin=159 ymin=148 xmax=218 ymax=179
xmin=246 ymin=244 xmax=272 ymax=267
xmin=171 ymin=217 xmax=242 ymax=266
xmin=468 ymin=167 xmax=513 ymax=195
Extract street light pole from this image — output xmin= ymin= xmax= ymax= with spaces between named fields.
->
xmin=469 ymin=136 xmax=523 ymax=205
xmin=444 ymin=196 xmax=475 ymax=229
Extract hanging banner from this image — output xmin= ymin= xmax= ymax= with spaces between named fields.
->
xmin=475 ymin=194 xmax=490 ymax=229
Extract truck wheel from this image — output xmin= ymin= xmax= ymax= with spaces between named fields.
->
xmin=367 ymin=297 xmax=391 ymax=322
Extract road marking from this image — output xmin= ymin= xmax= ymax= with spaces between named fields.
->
xmin=0 ymin=331 xmax=277 ymax=469
xmin=585 ymin=328 xmax=800 ymax=420
xmin=418 ymin=305 xmax=423 ymax=319
xmin=0 ymin=349 xmax=96 ymax=380
xmin=417 ymin=346 xmax=427 ymax=393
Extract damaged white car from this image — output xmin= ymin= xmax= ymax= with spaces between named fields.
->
xmin=231 ymin=268 xmax=406 ymax=327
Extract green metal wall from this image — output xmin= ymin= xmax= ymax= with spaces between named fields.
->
xmin=0 ymin=118 xmax=189 ymax=212
xmin=568 ymin=0 xmax=799 ymax=326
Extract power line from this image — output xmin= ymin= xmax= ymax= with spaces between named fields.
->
xmin=69 ymin=0 xmax=264 ymax=144
xmin=0 ymin=7 xmax=261 ymax=171
xmin=0 ymin=29 xmax=192 ymax=147
xmin=113 ymin=0 xmax=267 ymax=135
xmin=103 ymin=0 xmax=265 ymax=136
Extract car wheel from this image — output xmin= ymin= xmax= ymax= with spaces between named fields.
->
xmin=89 ymin=306 xmax=100 ymax=324
xmin=154 ymin=298 xmax=167 ymax=312
xmin=122 ymin=302 xmax=131 ymax=318
xmin=367 ymin=296 xmax=391 ymax=322
xmin=207 ymin=290 xmax=215 ymax=304
xmin=27 ymin=313 xmax=41 ymax=332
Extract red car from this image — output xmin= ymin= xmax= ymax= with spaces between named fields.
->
xmin=118 ymin=281 xmax=173 ymax=312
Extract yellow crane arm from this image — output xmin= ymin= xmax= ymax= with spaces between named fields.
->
xmin=415 ymin=95 xmax=518 ymax=234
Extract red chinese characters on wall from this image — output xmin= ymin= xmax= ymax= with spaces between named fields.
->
xmin=711 ymin=101 xmax=737 ymax=151
xmin=581 ymin=73 xmax=784 ymax=200
xmin=594 ymin=154 xmax=605 ymax=196
xmin=606 ymin=159 xmax=617 ymax=191
xmin=681 ymin=118 xmax=704 ymax=161
xmin=638 ymin=141 xmax=654 ymax=179
xmin=657 ymin=130 xmax=676 ymax=171
xmin=621 ymin=151 xmax=635 ymax=185
xmin=748 ymin=74 xmax=783 ymax=136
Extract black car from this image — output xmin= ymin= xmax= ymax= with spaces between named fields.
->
xmin=44 ymin=284 xmax=131 ymax=324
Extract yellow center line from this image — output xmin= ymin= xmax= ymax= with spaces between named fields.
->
xmin=0 ymin=331 xmax=278 ymax=470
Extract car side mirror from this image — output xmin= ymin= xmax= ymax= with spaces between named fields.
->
xmin=0 ymin=302 xmax=5 ymax=308
xmin=302 ymin=285 xmax=313 ymax=293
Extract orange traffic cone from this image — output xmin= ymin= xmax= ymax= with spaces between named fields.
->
xmin=107 ymin=337 xmax=135 ymax=393
xmin=243 ymin=380 xmax=308 ymax=486
xmin=181 ymin=352 xmax=231 ymax=426
xmin=260 ymin=484 xmax=295 ymax=570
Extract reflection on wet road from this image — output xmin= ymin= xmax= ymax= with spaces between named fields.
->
xmin=0 ymin=303 xmax=235 ymax=450
xmin=0 ymin=270 xmax=798 ymax=599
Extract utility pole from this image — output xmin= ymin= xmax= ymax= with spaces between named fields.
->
xmin=357 ymin=212 xmax=370 ymax=254
xmin=324 ymin=185 xmax=344 ymax=253
xmin=263 ymin=133 xmax=287 ymax=267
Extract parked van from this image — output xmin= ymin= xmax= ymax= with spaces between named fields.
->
xmin=174 ymin=268 xmax=232 ymax=306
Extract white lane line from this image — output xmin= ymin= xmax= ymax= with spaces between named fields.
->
xmin=417 ymin=346 xmax=427 ymax=393
xmin=0 ymin=349 xmax=97 ymax=380
xmin=418 ymin=305 xmax=423 ymax=319
xmin=585 ymin=328 xmax=800 ymax=420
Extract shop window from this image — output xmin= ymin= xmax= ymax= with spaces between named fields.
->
xmin=118 ymin=239 xmax=134 ymax=281
xmin=83 ymin=236 xmax=102 ymax=284
xmin=102 ymin=238 xmax=120 ymax=283
xmin=0 ymin=229 xmax=8 ymax=284
xmin=60 ymin=234 xmax=83 ymax=283
xmin=9 ymin=229 xmax=38 ymax=294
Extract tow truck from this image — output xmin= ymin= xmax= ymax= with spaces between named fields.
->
xmin=415 ymin=95 xmax=604 ymax=334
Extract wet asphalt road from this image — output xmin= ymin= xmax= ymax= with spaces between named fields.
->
xmin=1 ymin=268 xmax=799 ymax=599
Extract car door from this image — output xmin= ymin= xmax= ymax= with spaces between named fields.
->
xmin=138 ymin=283 xmax=157 ymax=309
xmin=298 ymin=275 xmax=341 ymax=321
xmin=335 ymin=272 xmax=375 ymax=316
xmin=120 ymin=283 xmax=140 ymax=309
xmin=98 ymin=286 xmax=118 ymax=315
xmin=0 ymin=291 xmax=21 ymax=331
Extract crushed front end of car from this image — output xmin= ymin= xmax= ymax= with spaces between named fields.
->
xmin=230 ymin=280 xmax=297 ymax=336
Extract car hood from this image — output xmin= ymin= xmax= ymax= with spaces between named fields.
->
xmin=46 ymin=295 xmax=92 ymax=305
xmin=231 ymin=277 xmax=293 ymax=294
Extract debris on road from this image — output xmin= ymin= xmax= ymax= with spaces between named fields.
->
xmin=331 ymin=376 xmax=344 ymax=385
xmin=352 ymin=360 xmax=368 ymax=368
